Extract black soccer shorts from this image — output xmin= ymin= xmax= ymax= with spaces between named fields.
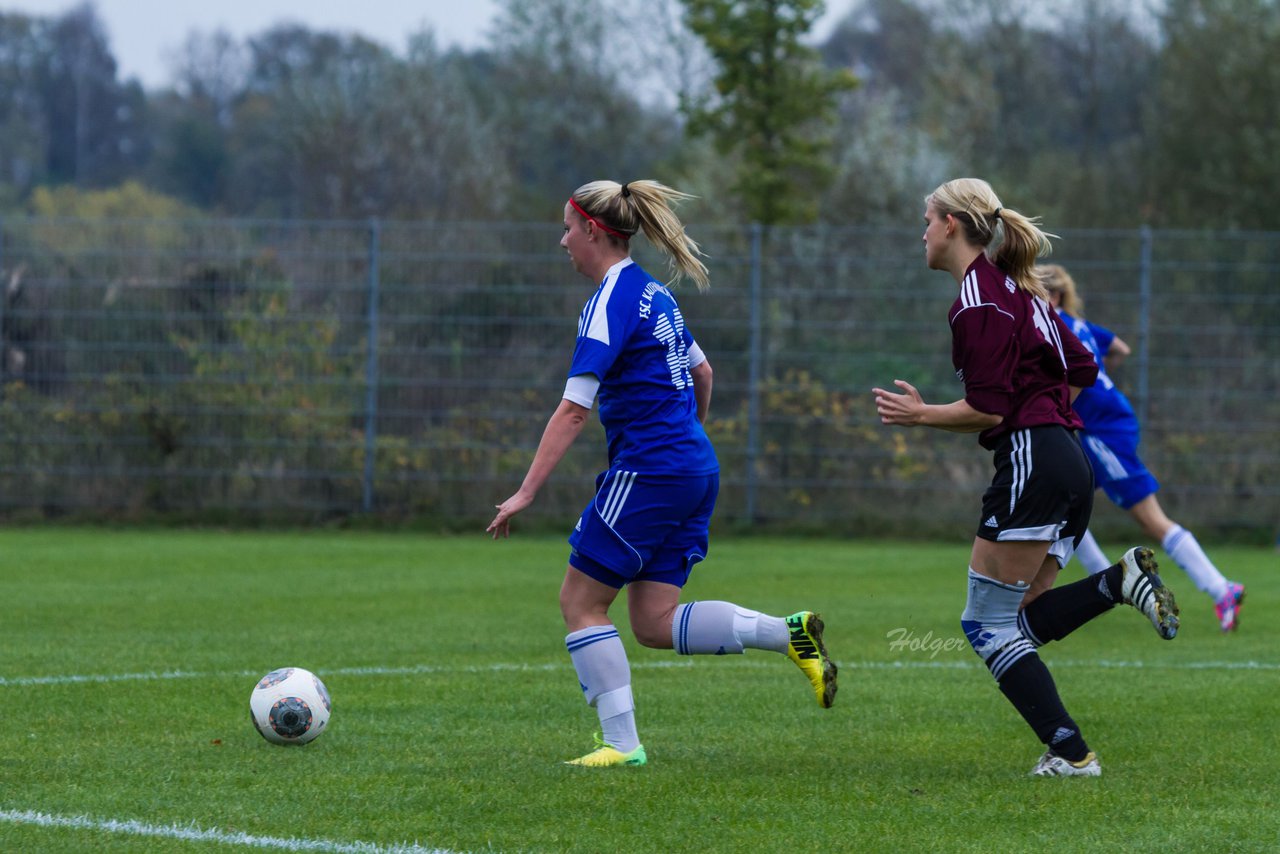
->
xmin=976 ymin=425 xmax=1094 ymax=554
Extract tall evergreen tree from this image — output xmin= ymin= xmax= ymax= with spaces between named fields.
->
xmin=681 ymin=0 xmax=857 ymax=225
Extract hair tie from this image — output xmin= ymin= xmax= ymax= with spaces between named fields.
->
xmin=993 ymin=207 xmax=1003 ymax=220
xmin=620 ymin=183 xmax=632 ymax=198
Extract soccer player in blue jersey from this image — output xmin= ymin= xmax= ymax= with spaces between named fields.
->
xmin=487 ymin=179 xmax=837 ymax=768
xmin=874 ymin=178 xmax=1180 ymax=778
xmin=1039 ymin=264 xmax=1246 ymax=632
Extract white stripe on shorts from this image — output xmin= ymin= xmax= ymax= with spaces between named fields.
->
xmin=1009 ymin=429 xmax=1031 ymax=517
xmin=600 ymin=470 xmax=637 ymax=526
xmin=1084 ymin=434 xmax=1129 ymax=480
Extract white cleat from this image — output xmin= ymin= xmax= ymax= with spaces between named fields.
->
xmin=1031 ymin=750 xmax=1102 ymax=778
xmin=1119 ymin=547 xmax=1180 ymax=640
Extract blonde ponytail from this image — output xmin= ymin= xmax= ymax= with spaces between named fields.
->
xmin=570 ymin=179 xmax=710 ymax=292
xmin=1037 ymin=264 xmax=1085 ymax=317
xmin=926 ymin=178 xmax=1056 ymax=299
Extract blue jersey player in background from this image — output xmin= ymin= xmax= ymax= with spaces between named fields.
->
xmin=488 ymin=179 xmax=837 ymax=768
xmin=1039 ymin=264 xmax=1245 ymax=632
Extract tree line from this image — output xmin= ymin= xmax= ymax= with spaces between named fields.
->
xmin=1 ymin=0 xmax=1278 ymax=230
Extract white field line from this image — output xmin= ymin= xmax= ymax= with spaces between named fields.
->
xmin=1 ymin=657 xmax=1272 ymax=852
xmin=1 ymin=656 xmax=1277 ymax=688
xmin=0 ymin=809 xmax=461 ymax=854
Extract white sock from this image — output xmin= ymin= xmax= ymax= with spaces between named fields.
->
xmin=565 ymin=625 xmax=638 ymax=751
xmin=1074 ymin=530 xmax=1111 ymax=574
xmin=1163 ymin=525 xmax=1229 ymax=599
xmin=671 ymin=601 xmax=789 ymax=655
xmin=596 ymin=686 xmax=638 ymax=752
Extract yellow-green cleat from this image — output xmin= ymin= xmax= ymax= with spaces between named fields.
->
xmin=786 ymin=611 xmax=838 ymax=708
xmin=564 ymin=734 xmax=647 ymax=768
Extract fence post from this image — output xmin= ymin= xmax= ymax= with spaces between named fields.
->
xmin=361 ymin=218 xmax=382 ymax=513
xmin=0 ymin=216 xmax=5 ymax=390
xmin=1135 ymin=225 xmax=1153 ymax=427
xmin=745 ymin=223 xmax=763 ymax=523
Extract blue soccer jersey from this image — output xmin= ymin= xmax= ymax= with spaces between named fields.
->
xmin=568 ymin=258 xmax=718 ymax=475
xmin=1056 ymin=310 xmax=1137 ymax=431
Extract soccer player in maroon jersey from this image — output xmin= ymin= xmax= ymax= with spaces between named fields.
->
xmin=874 ymin=177 xmax=1181 ymax=777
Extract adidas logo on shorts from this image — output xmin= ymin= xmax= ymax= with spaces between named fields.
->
xmin=984 ymin=516 xmax=999 ymax=528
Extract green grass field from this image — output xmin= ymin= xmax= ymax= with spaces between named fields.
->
xmin=0 ymin=528 xmax=1275 ymax=852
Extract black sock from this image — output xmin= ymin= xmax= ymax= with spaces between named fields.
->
xmin=995 ymin=653 xmax=1091 ymax=762
xmin=1020 ymin=566 xmax=1121 ymax=644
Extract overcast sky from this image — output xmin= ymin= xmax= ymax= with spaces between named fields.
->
xmin=2 ymin=0 xmax=856 ymax=89
xmin=3 ymin=0 xmax=500 ymax=86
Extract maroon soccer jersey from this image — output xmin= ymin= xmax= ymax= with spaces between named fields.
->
xmin=948 ymin=254 xmax=1098 ymax=450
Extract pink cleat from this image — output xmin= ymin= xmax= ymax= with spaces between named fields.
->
xmin=1214 ymin=583 xmax=1245 ymax=632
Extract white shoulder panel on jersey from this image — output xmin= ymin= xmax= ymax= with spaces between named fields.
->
xmin=961 ymin=269 xmax=981 ymax=308
xmin=952 ymin=269 xmax=1015 ymax=324
xmin=581 ymin=258 xmax=635 ymax=345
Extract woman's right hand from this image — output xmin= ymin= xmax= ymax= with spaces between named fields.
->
xmin=486 ymin=489 xmax=534 ymax=539
xmin=873 ymin=380 xmax=926 ymax=426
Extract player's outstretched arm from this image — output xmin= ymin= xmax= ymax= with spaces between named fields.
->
xmin=873 ymin=380 xmax=1002 ymax=433
xmin=487 ymin=398 xmax=591 ymax=539
xmin=1105 ymin=334 xmax=1131 ymax=367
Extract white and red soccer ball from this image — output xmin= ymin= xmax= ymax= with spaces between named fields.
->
xmin=250 ymin=667 xmax=331 ymax=745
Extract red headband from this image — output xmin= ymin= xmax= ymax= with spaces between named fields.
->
xmin=568 ymin=197 xmax=632 ymax=240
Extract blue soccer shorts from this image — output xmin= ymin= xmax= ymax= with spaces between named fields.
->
xmin=1079 ymin=428 xmax=1160 ymax=510
xmin=568 ymin=469 xmax=719 ymax=589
